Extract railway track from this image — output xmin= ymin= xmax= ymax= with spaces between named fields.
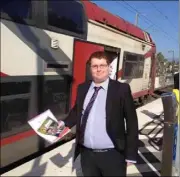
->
xmin=134 ymin=85 xmax=174 ymax=108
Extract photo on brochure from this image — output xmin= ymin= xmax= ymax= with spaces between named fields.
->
xmin=37 ymin=116 xmax=63 ymax=137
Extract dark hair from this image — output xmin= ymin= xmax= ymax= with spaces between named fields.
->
xmin=88 ymin=51 xmax=110 ymax=65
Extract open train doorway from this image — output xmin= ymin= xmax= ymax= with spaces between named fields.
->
xmin=72 ymin=39 xmax=120 ymax=108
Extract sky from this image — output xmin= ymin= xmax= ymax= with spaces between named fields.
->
xmin=92 ymin=0 xmax=179 ymax=61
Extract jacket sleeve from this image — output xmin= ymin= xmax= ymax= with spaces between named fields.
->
xmin=123 ymin=84 xmax=139 ymax=161
xmin=63 ymin=86 xmax=79 ymax=129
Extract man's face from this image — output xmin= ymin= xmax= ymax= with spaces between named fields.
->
xmin=90 ymin=57 xmax=110 ymax=83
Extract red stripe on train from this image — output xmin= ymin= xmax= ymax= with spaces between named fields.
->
xmin=0 ymin=130 xmax=36 ymax=147
xmin=0 ymin=72 xmax=8 ymax=77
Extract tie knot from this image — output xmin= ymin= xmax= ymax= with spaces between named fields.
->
xmin=94 ymin=86 xmax=102 ymax=92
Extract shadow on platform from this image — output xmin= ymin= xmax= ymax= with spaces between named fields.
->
xmin=140 ymin=110 xmax=164 ymax=151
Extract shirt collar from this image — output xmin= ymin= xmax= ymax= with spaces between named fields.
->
xmin=90 ymin=77 xmax=109 ymax=91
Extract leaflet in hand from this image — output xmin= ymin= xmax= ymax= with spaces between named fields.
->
xmin=28 ymin=109 xmax=70 ymax=144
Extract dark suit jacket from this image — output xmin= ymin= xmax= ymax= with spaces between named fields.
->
xmin=64 ymin=78 xmax=139 ymax=162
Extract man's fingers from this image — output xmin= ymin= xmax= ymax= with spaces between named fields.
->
xmin=58 ymin=121 xmax=65 ymax=129
xmin=127 ymin=162 xmax=133 ymax=166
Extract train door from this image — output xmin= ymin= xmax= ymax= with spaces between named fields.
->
xmin=142 ymin=57 xmax=151 ymax=90
xmin=71 ymin=40 xmax=120 ymax=108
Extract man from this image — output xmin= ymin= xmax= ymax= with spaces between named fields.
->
xmin=60 ymin=51 xmax=139 ymax=176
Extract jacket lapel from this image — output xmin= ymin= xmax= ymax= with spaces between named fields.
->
xmin=106 ymin=79 xmax=114 ymax=122
xmin=79 ymin=80 xmax=92 ymax=112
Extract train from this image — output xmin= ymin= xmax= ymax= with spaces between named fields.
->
xmin=0 ymin=0 xmax=173 ymax=170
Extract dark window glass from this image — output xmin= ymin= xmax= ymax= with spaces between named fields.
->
xmin=1 ymin=98 xmax=30 ymax=136
xmin=122 ymin=52 xmax=144 ymax=79
xmin=124 ymin=53 xmax=138 ymax=62
xmin=43 ymin=76 xmax=71 ymax=117
xmin=1 ymin=78 xmax=31 ymax=137
xmin=48 ymin=0 xmax=85 ymax=34
xmin=1 ymin=82 xmax=31 ymax=96
xmin=138 ymin=61 xmax=144 ymax=77
xmin=124 ymin=62 xmax=137 ymax=77
xmin=1 ymin=0 xmax=32 ymax=22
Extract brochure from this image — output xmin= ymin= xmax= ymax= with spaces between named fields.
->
xmin=28 ymin=109 xmax=70 ymax=144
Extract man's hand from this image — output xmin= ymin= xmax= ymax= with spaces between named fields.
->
xmin=127 ymin=162 xmax=134 ymax=166
xmin=57 ymin=121 xmax=65 ymax=129
xmin=126 ymin=160 xmax=136 ymax=166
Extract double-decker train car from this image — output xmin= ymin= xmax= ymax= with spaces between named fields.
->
xmin=1 ymin=0 xmax=157 ymax=169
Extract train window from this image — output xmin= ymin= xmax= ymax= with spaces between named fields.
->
xmin=1 ymin=0 xmax=33 ymax=23
xmin=1 ymin=79 xmax=31 ymax=138
xmin=122 ymin=52 xmax=144 ymax=79
xmin=1 ymin=98 xmax=30 ymax=138
xmin=47 ymin=0 xmax=86 ymax=35
xmin=1 ymin=81 xmax=31 ymax=96
xmin=43 ymin=75 xmax=72 ymax=118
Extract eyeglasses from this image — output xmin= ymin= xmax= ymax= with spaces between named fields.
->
xmin=91 ymin=64 xmax=108 ymax=70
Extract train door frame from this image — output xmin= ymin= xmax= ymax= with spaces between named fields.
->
xmin=104 ymin=45 xmax=121 ymax=81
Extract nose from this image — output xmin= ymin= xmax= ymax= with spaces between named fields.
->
xmin=97 ymin=66 xmax=102 ymax=72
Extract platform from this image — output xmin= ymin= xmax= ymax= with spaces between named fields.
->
xmin=1 ymin=98 xmax=164 ymax=176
